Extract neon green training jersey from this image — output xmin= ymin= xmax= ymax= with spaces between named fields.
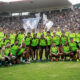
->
xmin=51 ymin=47 xmax=58 ymax=54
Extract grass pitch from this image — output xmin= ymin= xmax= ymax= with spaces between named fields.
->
xmin=0 ymin=61 xmax=80 ymax=80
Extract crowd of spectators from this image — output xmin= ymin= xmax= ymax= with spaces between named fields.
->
xmin=0 ymin=8 xmax=80 ymax=31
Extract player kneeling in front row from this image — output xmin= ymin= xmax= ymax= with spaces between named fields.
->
xmin=69 ymin=38 xmax=78 ymax=61
xmin=3 ymin=42 xmax=16 ymax=66
xmin=16 ymin=42 xmax=26 ymax=64
xmin=49 ymin=43 xmax=59 ymax=61
xmin=24 ymin=46 xmax=30 ymax=63
xmin=61 ymin=41 xmax=71 ymax=61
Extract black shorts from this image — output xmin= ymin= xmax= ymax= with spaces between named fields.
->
xmin=40 ymin=46 xmax=46 ymax=50
xmin=26 ymin=45 xmax=30 ymax=47
xmin=32 ymin=46 xmax=38 ymax=51
xmin=56 ymin=45 xmax=60 ymax=47
xmin=37 ymin=45 xmax=39 ymax=49
xmin=17 ymin=54 xmax=22 ymax=58
xmin=5 ymin=57 xmax=9 ymax=61
xmin=73 ymin=51 xmax=77 ymax=55
xmin=47 ymin=46 xmax=51 ymax=49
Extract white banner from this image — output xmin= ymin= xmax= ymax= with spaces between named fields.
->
xmin=22 ymin=13 xmax=40 ymax=31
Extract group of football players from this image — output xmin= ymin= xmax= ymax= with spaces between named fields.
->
xmin=0 ymin=27 xmax=80 ymax=66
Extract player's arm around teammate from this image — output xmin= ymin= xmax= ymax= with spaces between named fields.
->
xmin=3 ymin=42 xmax=16 ymax=66
xmin=16 ymin=42 xmax=26 ymax=64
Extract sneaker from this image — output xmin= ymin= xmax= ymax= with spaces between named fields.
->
xmin=26 ymin=61 xmax=30 ymax=64
xmin=33 ymin=58 xmax=35 ymax=61
xmin=70 ymin=58 xmax=72 ymax=61
xmin=62 ymin=59 xmax=65 ymax=61
xmin=56 ymin=59 xmax=58 ymax=62
xmin=51 ymin=59 xmax=53 ymax=62
xmin=28 ymin=58 xmax=31 ymax=62
xmin=22 ymin=60 xmax=25 ymax=63
xmin=39 ymin=59 xmax=42 ymax=62
xmin=9 ymin=63 xmax=12 ymax=66
xmin=46 ymin=59 xmax=49 ymax=61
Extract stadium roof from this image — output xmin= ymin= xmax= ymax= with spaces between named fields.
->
xmin=0 ymin=0 xmax=72 ymax=13
xmin=69 ymin=0 xmax=80 ymax=5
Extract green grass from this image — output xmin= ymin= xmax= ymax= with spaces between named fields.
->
xmin=0 ymin=61 xmax=80 ymax=80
